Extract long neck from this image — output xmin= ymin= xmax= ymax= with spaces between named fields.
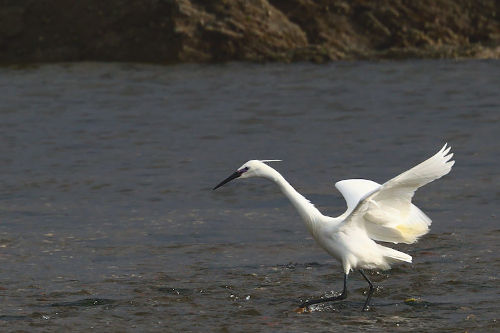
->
xmin=262 ymin=167 xmax=324 ymax=233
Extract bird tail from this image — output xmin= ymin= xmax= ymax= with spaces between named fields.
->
xmin=379 ymin=245 xmax=412 ymax=264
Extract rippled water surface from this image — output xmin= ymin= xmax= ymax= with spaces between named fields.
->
xmin=0 ymin=61 xmax=499 ymax=332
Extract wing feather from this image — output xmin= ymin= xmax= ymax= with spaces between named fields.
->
xmin=342 ymin=144 xmax=454 ymax=244
xmin=335 ymin=179 xmax=381 ymax=216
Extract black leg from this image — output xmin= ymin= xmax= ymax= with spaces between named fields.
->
xmin=299 ymin=273 xmax=348 ymax=308
xmin=359 ymin=269 xmax=374 ymax=311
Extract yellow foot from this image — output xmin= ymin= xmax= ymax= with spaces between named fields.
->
xmin=294 ymin=307 xmax=309 ymax=314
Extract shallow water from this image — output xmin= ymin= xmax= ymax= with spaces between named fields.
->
xmin=0 ymin=60 xmax=499 ymax=332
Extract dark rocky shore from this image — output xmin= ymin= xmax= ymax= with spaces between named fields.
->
xmin=1 ymin=0 xmax=499 ymax=64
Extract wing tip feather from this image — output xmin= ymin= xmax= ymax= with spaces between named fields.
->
xmin=438 ymin=143 xmax=455 ymax=171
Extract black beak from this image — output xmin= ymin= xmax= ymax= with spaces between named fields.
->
xmin=213 ymin=171 xmax=242 ymax=190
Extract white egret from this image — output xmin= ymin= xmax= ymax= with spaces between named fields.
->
xmin=213 ymin=145 xmax=454 ymax=311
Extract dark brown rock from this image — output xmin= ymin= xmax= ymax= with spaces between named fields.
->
xmin=0 ymin=0 xmax=498 ymax=64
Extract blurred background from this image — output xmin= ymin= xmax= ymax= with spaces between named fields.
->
xmin=0 ymin=0 xmax=499 ymax=64
xmin=0 ymin=1 xmax=499 ymax=332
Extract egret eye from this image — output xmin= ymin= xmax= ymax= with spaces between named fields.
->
xmin=239 ymin=166 xmax=249 ymax=173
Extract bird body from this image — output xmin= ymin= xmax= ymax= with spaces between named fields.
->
xmin=213 ymin=145 xmax=454 ymax=310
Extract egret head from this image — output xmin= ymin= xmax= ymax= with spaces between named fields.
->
xmin=213 ymin=160 xmax=281 ymax=190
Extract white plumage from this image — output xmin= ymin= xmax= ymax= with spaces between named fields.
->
xmin=213 ymin=144 xmax=455 ymax=311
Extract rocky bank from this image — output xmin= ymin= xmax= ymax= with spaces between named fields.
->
xmin=0 ymin=0 xmax=499 ymax=64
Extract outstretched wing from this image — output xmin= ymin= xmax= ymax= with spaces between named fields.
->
xmin=335 ymin=179 xmax=381 ymax=217
xmin=342 ymin=144 xmax=455 ymax=244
